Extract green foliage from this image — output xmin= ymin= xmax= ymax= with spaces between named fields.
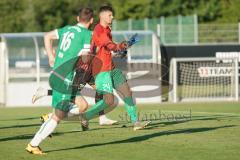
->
xmin=0 ymin=0 xmax=239 ymax=33
xmin=217 ymin=0 xmax=240 ymax=23
xmin=0 ymin=0 xmax=28 ymax=32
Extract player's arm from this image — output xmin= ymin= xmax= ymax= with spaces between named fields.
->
xmin=93 ymin=31 xmax=128 ymax=53
xmin=104 ymin=41 xmax=128 ymax=52
xmin=44 ymin=30 xmax=58 ymax=67
xmin=100 ymin=38 xmax=128 ymax=58
xmin=106 ymin=33 xmax=140 ymax=53
xmin=107 ymin=34 xmax=140 ymax=58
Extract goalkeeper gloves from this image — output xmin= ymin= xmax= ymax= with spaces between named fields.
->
xmin=127 ymin=33 xmax=140 ymax=47
xmin=115 ymin=33 xmax=140 ymax=58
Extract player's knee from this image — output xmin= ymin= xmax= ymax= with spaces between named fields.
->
xmin=79 ymin=102 xmax=88 ymax=113
xmin=105 ymin=99 xmax=114 ymax=106
xmin=104 ymin=95 xmax=114 ymax=106
xmin=75 ymin=97 xmax=89 ymax=113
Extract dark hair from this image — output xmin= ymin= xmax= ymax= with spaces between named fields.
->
xmin=78 ymin=7 xmax=94 ymax=23
xmin=99 ymin=5 xmax=114 ymax=14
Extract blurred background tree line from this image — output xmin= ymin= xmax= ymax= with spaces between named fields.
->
xmin=0 ymin=0 xmax=239 ymax=33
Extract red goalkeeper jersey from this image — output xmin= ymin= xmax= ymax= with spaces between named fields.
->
xmin=91 ymin=24 xmax=115 ymax=75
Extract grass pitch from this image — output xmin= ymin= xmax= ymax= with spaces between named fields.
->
xmin=0 ymin=102 xmax=240 ymax=160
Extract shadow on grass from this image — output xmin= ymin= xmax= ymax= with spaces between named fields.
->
xmin=0 ymin=123 xmax=41 ymax=130
xmin=0 ymin=125 xmax=126 ymax=142
xmin=46 ymin=125 xmax=236 ymax=153
xmin=15 ymin=117 xmax=39 ymax=121
xmin=0 ymin=114 xmax=236 ymax=142
xmin=0 ymin=134 xmax=34 ymax=142
xmin=0 ymin=131 xmax=77 ymax=142
xmin=144 ymin=114 xmax=239 ymax=130
xmin=191 ymin=115 xmax=239 ymax=121
xmin=0 ymin=117 xmax=39 ymax=121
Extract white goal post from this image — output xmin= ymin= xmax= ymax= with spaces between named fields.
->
xmin=169 ymin=57 xmax=239 ymax=103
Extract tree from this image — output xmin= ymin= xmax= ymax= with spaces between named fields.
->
xmin=0 ymin=0 xmax=27 ymax=32
xmin=0 ymin=0 xmax=239 ymax=33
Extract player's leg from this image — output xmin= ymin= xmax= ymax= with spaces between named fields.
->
xmin=111 ymin=68 xmax=137 ymax=122
xmin=31 ymin=87 xmax=53 ymax=125
xmin=39 ymin=66 xmax=88 ymax=118
xmin=74 ymin=96 xmax=88 ymax=113
xmin=40 ymin=97 xmax=89 ymax=132
xmin=70 ymin=69 xmax=89 ymax=115
xmin=112 ymin=68 xmax=151 ymax=130
xmin=26 ymin=90 xmax=86 ymax=154
xmin=66 ymin=96 xmax=89 ymax=131
xmin=26 ymin=108 xmax=64 ymax=155
xmin=95 ymin=92 xmax=118 ymax=125
xmin=90 ymin=83 xmax=118 ymax=125
xmin=32 ymin=88 xmax=54 ymax=137
xmin=69 ymin=68 xmax=90 ymax=130
xmin=26 ymin=91 xmax=69 ymax=155
xmin=84 ymin=71 xmax=114 ymax=120
xmin=68 ymin=95 xmax=89 ymax=129
xmin=116 ymin=82 xmax=150 ymax=130
xmin=38 ymin=94 xmax=89 ymax=133
xmin=32 ymin=87 xmax=52 ymax=104
xmin=65 ymin=69 xmax=89 ymax=127
xmin=31 ymin=87 xmax=54 ymax=136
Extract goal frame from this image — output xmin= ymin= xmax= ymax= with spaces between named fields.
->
xmin=169 ymin=57 xmax=239 ymax=103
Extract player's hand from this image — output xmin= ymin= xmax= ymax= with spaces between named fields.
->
xmin=49 ymin=59 xmax=54 ymax=67
xmin=119 ymin=41 xmax=129 ymax=50
xmin=127 ymin=33 xmax=140 ymax=47
xmin=118 ymin=34 xmax=140 ymax=51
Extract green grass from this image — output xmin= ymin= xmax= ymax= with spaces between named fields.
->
xmin=0 ymin=102 xmax=240 ymax=160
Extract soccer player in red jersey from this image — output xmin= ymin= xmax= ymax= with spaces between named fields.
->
xmin=88 ymin=6 xmax=151 ymax=130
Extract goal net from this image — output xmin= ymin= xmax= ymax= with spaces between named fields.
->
xmin=169 ymin=57 xmax=239 ymax=102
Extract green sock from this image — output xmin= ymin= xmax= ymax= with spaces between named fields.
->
xmin=123 ymin=96 xmax=138 ymax=123
xmin=85 ymin=100 xmax=109 ymax=120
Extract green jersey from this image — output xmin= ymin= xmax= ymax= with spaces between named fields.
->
xmin=49 ymin=24 xmax=91 ymax=96
xmin=54 ymin=24 xmax=92 ymax=69
xmin=49 ymin=24 xmax=91 ymax=110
